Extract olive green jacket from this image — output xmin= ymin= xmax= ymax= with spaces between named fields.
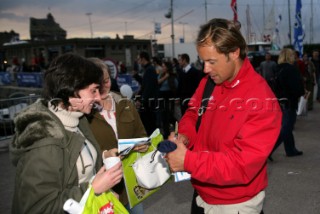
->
xmin=10 ymin=100 xmax=102 ymax=214
xmin=87 ymin=92 xmax=147 ymax=205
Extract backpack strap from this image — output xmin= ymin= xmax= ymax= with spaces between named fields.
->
xmin=196 ymin=77 xmax=215 ymax=132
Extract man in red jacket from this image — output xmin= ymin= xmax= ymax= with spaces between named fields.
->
xmin=167 ymin=18 xmax=282 ymax=214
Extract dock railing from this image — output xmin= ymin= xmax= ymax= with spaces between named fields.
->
xmin=0 ymin=94 xmax=40 ymax=143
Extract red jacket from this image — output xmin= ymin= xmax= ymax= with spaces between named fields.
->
xmin=180 ymin=58 xmax=282 ymax=204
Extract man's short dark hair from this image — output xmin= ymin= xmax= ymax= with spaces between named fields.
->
xmin=180 ymin=53 xmax=190 ymax=63
xmin=139 ymin=51 xmax=150 ymax=62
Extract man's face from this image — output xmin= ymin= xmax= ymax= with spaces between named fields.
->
xmin=178 ymin=56 xmax=185 ymax=67
xmin=303 ymin=54 xmax=308 ymax=62
xmin=312 ymin=51 xmax=319 ymax=59
xmin=137 ymin=56 xmax=144 ymax=65
xmin=265 ymin=53 xmax=271 ymax=60
xmin=197 ymin=45 xmax=238 ymax=85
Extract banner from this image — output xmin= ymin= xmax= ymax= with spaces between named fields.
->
xmin=16 ymin=72 xmax=43 ymax=88
xmin=293 ymin=0 xmax=304 ymax=57
xmin=102 ymin=58 xmax=118 ymax=79
xmin=154 ymin=22 xmax=161 ymax=34
xmin=0 ymin=72 xmax=11 ymax=85
xmin=117 ymin=74 xmax=140 ymax=94
xmin=230 ymin=0 xmax=238 ymax=21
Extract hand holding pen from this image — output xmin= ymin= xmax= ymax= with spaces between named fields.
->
xmin=165 ymin=121 xmax=188 ymax=172
xmin=167 ymin=121 xmax=189 ymax=146
xmin=174 ymin=121 xmax=178 ymax=139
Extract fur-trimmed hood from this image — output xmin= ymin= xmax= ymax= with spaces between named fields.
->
xmin=10 ymin=99 xmax=67 ymax=166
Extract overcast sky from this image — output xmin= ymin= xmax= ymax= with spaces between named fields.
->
xmin=0 ymin=0 xmax=319 ymax=47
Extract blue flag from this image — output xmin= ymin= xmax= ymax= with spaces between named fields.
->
xmin=293 ymin=0 xmax=304 ymax=57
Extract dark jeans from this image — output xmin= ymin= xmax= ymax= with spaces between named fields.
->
xmin=139 ymin=106 xmax=157 ymax=136
xmin=317 ymin=77 xmax=320 ymax=100
xmin=158 ymin=91 xmax=176 ymax=138
xmin=272 ymin=107 xmax=299 ymax=155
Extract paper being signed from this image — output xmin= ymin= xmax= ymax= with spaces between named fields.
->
xmin=118 ymin=137 xmax=151 ymax=156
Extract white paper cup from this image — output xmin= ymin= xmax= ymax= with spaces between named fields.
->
xmin=103 ymin=157 xmax=121 ymax=170
xmin=63 ymin=199 xmax=83 ymax=214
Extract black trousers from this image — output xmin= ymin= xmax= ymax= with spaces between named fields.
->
xmin=191 ymin=191 xmax=264 ymax=214
xmin=191 ymin=191 xmax=204 ymax=214
xmin=139 ymin=107 xmax=156 ymax=136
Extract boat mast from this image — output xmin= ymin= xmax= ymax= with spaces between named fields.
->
xmin=263 ymin=0 xmax=266 ymax=29
xmin=246 ymin=4 xmax=252 ymax=43
xmin=310 ymin=0 xmax=314 ymax=43
xmin=287 ymin=0 xmax=292 ymax=45
xmin=204 ymin=0 xmax=208 ymax=22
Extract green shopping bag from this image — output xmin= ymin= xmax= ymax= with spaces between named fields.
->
xmin=122 ymin=129 xmax=171 ymax=209
xmin=82 ymin=187 xmax=129 ymax=214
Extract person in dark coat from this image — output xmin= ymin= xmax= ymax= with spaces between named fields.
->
xmin=177 ymin=53 xmax=202 ymax=115
xmin=271 ymin=48 xmax=305 ymax=157
xmin=137 ymin=51 xmax=159 ymax=135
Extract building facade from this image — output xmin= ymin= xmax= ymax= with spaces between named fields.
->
xmin=30 ymin=13 xmax=66 ymax=41
xmin=1 ymin=13 xmax=153 ymax=72
xmin=2 ymin=35 xmax=152 ymax=72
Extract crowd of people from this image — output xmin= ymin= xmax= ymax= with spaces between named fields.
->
xmin=8 ymin=17 xmax=319 ymax=214
xmin=257 ymin=48 xmax=320 ymax=158
xmin=134 ymin=51 xmax=203 ymax=138
xmin=257 ymin=49 xmax=319 ymax=111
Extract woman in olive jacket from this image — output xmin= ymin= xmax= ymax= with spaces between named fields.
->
xmin=9 ymin=53 xmax=123 ymax=214
xmin=86 ymin=58 xmax=147 ymax=214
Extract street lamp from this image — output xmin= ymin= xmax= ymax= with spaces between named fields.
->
xmin=86 ymin=12 xmax=93 ymax=38
xmin=165 ymin=0 xmax=175 ymax=59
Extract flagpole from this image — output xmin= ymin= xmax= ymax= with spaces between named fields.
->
xmin=171 ymin=0 xmax=175 ymax=59
xmin=205 ymin=0 xmax=208 ymax=22
xmin=150 ymin=35 xmax=154 ymax=57
xmin=170 ymin=0 xmax=175 ymax=59
xmin=246 ymin=4 xmax=252 ymax=43
xmin=153 ymin=20 xmax=156 ymax=57
xmin=287 ymin=0 xmax=292 ymax=45
xmin=263 ymin=0 xmax=265 ymax=28
xmin=164 ymin=0 xmax=175 ymax=59
xmin=124 ymin=21 xmax=127 ymax=35
xmin=310 ymin=0 xmax=314 ymax=43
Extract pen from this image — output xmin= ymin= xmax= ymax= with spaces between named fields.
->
xmin=174 ymin=121 xmax=178 ymax=138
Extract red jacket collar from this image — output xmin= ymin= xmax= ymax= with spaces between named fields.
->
xmin=222 ymin=57 xmax=252 ymax=89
